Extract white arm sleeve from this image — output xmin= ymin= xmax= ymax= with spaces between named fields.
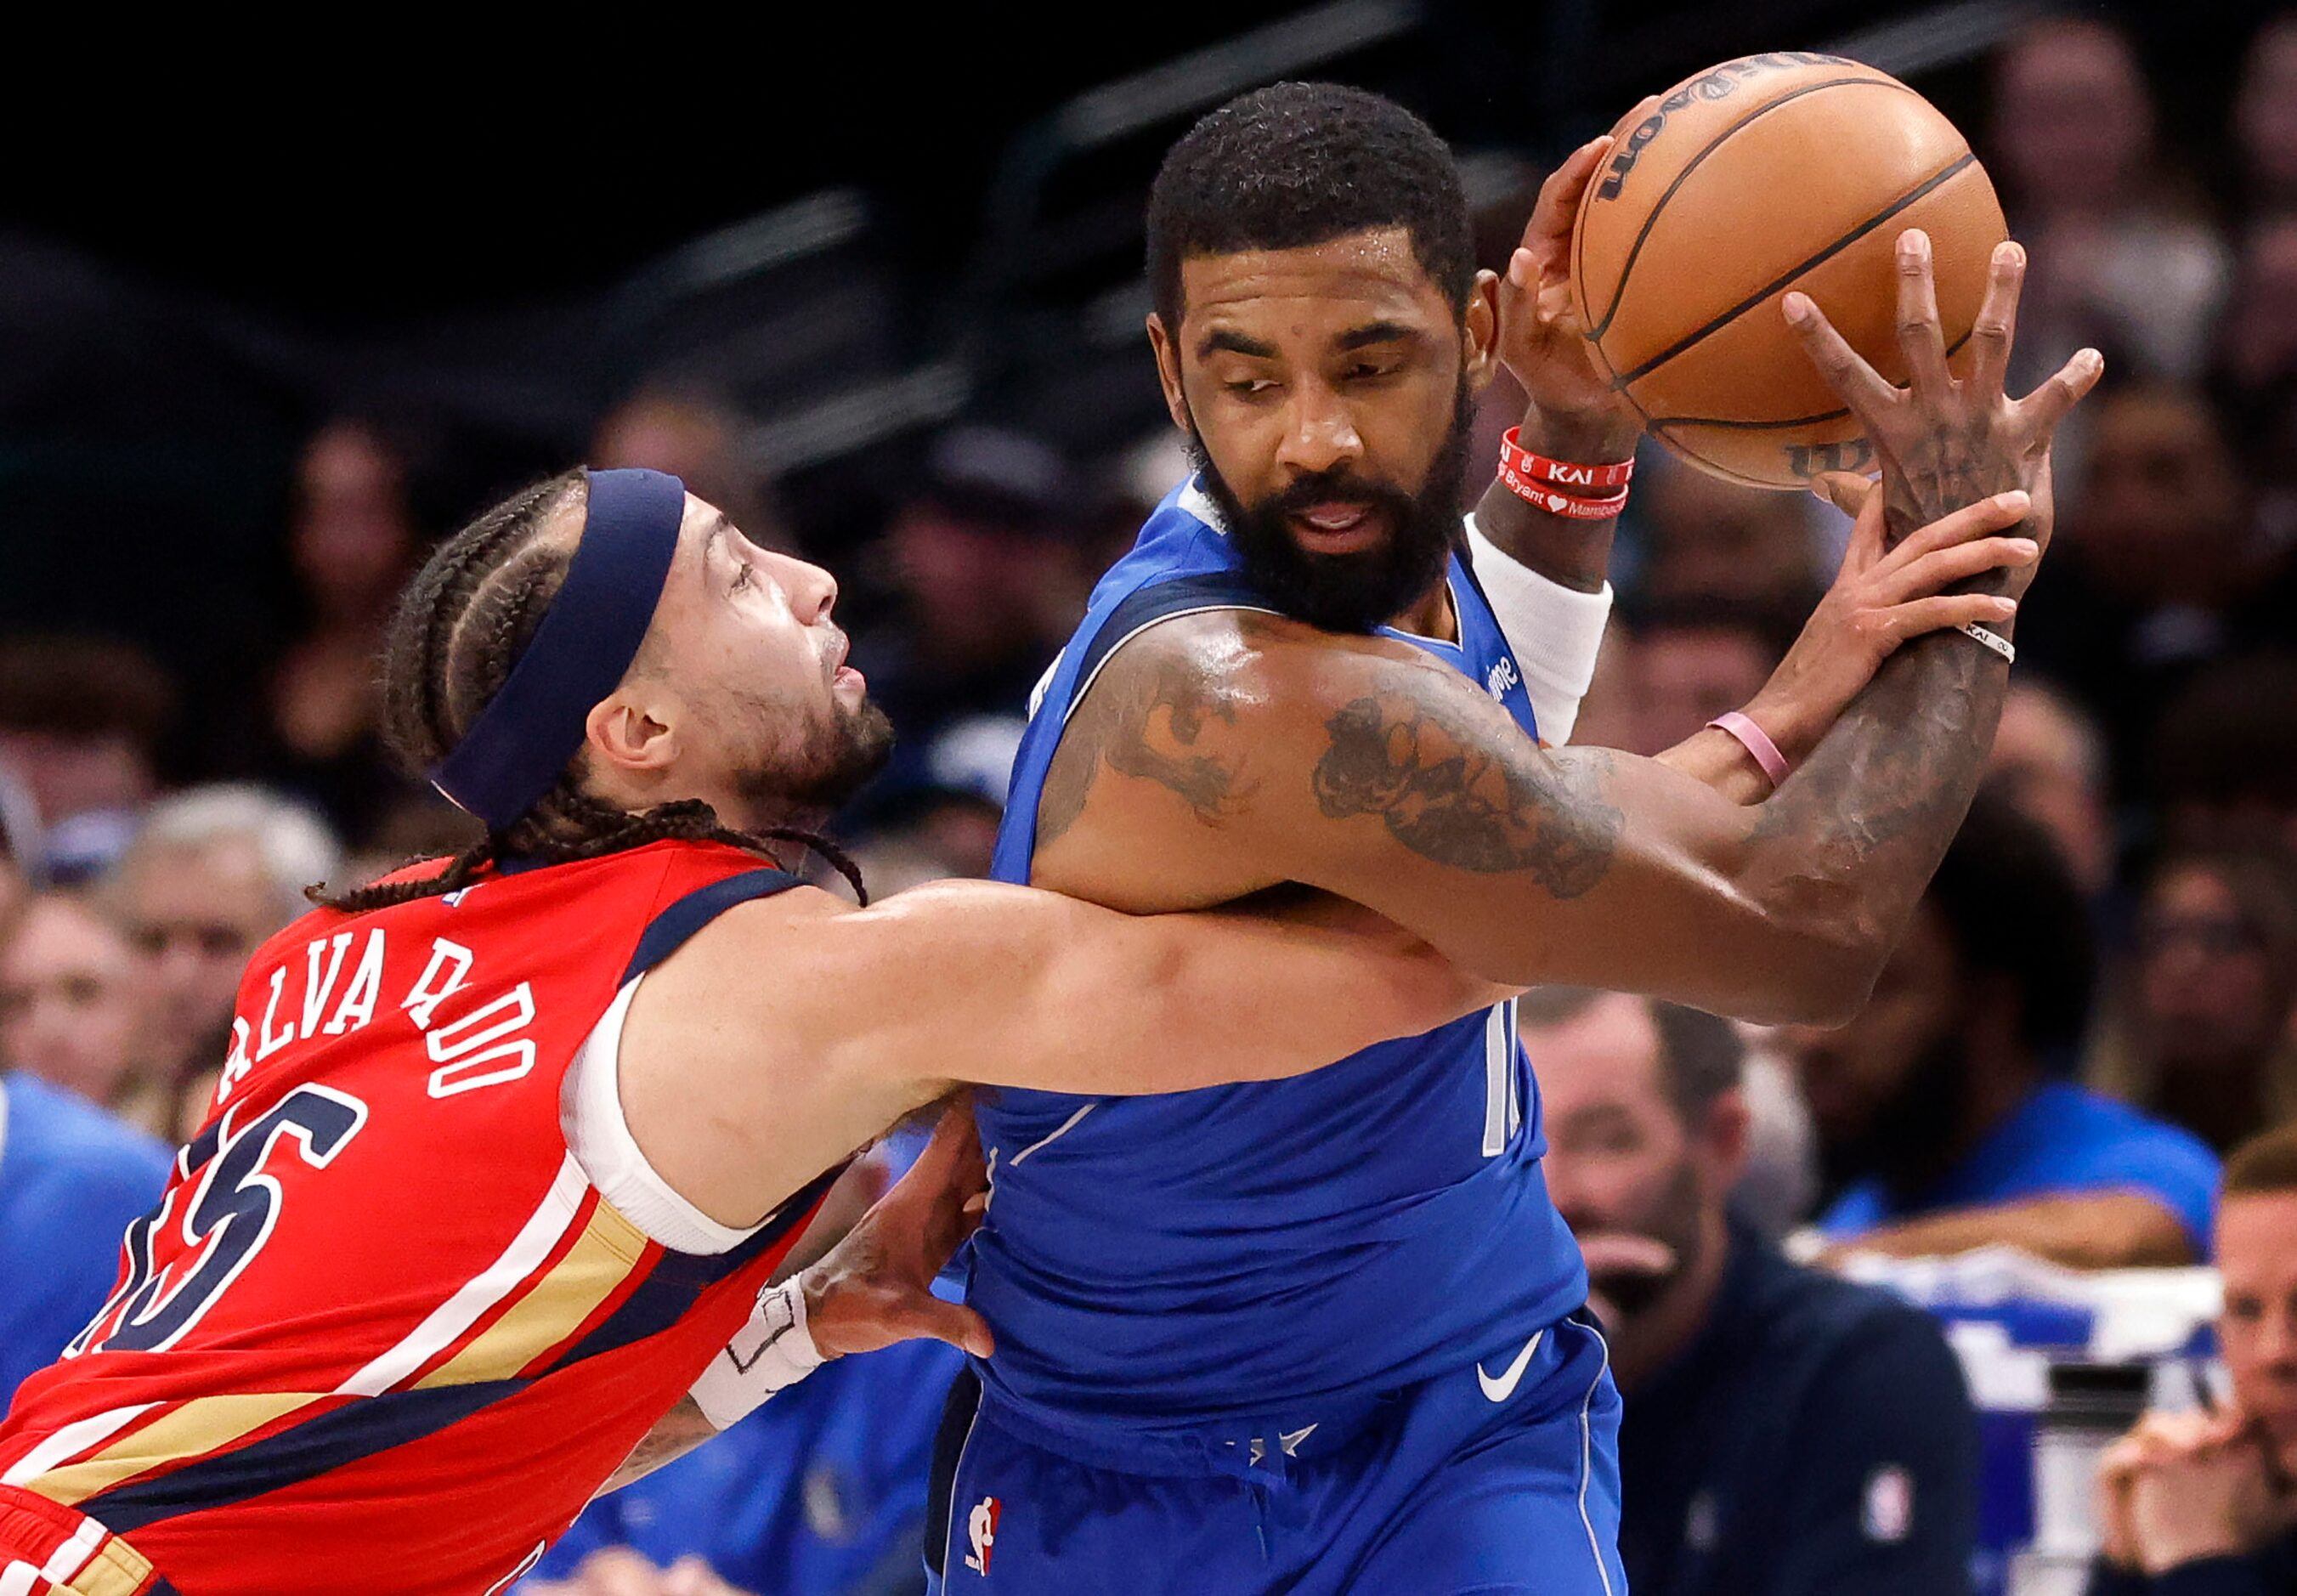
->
xmin=1462 ymin=512 xmax=1615 ymax=746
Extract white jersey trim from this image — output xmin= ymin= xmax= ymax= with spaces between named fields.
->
xmin=563 ymin=976 xmax=758 ymax=1256
xmin=336 ymin=1152 xmax=589 ymax=1397
xmin=1 ymin=1403 xmax=157 ymax=1488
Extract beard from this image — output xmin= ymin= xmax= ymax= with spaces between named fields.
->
xmin=1587 ymin=1159 xmax=1709 ymax=1320
xmin=1185 ymin=373 xmax=1476 ymax=633
xmin=733 ymin=695 xmax=896 ymax=817
xmin=1819 ymin=1033 xmax=1970 ymax=1200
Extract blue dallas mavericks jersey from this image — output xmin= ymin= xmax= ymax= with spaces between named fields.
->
xmin=971 ymin=476 xmax=1590 ymax=1438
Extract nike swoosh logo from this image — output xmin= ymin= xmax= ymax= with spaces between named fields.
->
xmin=1476 ymin=1329 xmax=1546 ymax=1403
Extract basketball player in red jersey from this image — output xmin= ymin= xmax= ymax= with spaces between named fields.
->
xmin=0 ymin=468 xmax=1502 ymax=1596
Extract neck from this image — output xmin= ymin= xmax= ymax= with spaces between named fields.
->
xmin=1388 ymin=574 xmax=1457 ymax=642
xmin=584 ymin=773 xmax=830 ymax=849
xmin=1608 ymin=1205 xmax=1733 ymax=1395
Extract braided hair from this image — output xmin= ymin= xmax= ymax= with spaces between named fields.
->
xmin=318 ymin=471 xmax=865 ymax=914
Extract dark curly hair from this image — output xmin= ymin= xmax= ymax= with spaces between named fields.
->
xmin=318 ymin=471 xmax=863 ymax=914
xmin=1146 ymin=82 xmax=1474 ymax=332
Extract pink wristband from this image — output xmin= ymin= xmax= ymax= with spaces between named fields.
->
xmin=1707 ymin=711 xmax=1790 ymax=789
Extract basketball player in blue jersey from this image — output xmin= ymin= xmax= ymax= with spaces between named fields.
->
xmin=930 ymin=83 xmax=2102 ymax=1594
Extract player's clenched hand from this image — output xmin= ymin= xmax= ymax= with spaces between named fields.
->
xmin=1496 ymin=119 xmax=1648 ymax=446
xmin=799 ymin=1101 xmax=994 ymax=1361
xmin=1784 ymin=229 xmax=2101 ymax=579
xmin=1739 ymin=478 xmax=2034 ymax=762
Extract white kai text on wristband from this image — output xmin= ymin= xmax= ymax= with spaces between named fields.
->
xmin=1957 ymin=622 xmax=2016 ymax=664
xmin=689 ymin=1276 xmax=826 ymax=1430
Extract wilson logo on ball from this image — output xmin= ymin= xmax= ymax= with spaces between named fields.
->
xmin=1594 ymin=52 xmax=1852 ymax=201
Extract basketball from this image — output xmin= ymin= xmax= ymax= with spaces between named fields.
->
xmin=1571 ymin=53 xmax=2008 ymax=490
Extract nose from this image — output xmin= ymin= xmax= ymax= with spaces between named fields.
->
xmin=773 ymin=553 xmax=840 ymax=625
xmin=1274 ymin=377 xmax=1363 ymax=478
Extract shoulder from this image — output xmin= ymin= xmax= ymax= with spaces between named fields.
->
xmin=2023 ymin=1085 xmax=2221 ymax=1196
xmin=1791 ymin=1276 xmax=1970 ymax=1419
xmin=2 ymin=1074 xmax=172 ymax=1190
xmin=1091 ymin=608 xmax=1479 ymax=732
xmin=1739 ymin=1243 xmax=1959 ymax=1386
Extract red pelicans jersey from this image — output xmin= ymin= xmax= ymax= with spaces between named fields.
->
xmin=0 ymin=840 xmax=840 ymax=1596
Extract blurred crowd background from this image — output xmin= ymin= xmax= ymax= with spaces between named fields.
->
xmin=3 ymin=3 xmax=2294 ymax=1593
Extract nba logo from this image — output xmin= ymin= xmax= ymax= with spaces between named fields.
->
xmin=965 ymin=1496 xmax=1000 ymax=1575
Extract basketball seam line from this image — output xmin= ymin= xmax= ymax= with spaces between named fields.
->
xmin=1610 ymin=150 xmax=1981 ymax=389
xmin=1587 ymin=75 xmax=1919 ymax=342
xmin=1644 ymin=325 xmax=1975 ymax=430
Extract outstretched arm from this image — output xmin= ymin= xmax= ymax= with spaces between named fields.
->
xmin=795 ymin=880 xmax=1500 ymax=1096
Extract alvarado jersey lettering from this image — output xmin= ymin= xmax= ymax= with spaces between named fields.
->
xmin=0 ymin=840 xmax=838 ymax=1596
xmin=970 ymin=478 xmax=1589 ymax=1442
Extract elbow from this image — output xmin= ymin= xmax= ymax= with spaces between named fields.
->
xmin=1741 ymin=893 xmax=1892 ymax=1027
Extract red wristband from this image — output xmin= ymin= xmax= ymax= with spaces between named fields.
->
xmin=1706 ymin=710 xmax=1790 ymax=789
xmin=1500 ymin=427 xmax=1635 ymax=490
xmin=1496 ymin=452 xmax=1629 ymax=519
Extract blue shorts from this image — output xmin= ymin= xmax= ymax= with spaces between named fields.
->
xmin=925 ymin=1313 xmax=1623 ymax=1596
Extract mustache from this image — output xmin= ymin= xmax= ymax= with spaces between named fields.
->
xmin=1260 ymin=469 xmax=1417 ymax=522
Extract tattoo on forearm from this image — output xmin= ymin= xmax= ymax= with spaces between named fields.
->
xmin=1038 ymin=643 xmax=1257 ymax=846
xmin=1749 ymin=620 xmax=2000 ymax=944
xmin=1311 ymin=670 xmax=1621 ymax=897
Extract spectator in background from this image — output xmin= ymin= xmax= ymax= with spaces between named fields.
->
xmin=1990 ymin=17 xmax=2229 ymax=385
xmin=0 ymin=1067 xmax=171 ymax=1406
xmin=594 ymin=388 xmax=792 ymax=555
xmin=225 ymin=419 xmax=428 ymax=838
xmin=1528 ymin=988 xmax=1977 ymax=1595
xmin=1989 ymin=677 xmax=2118 ymax=900
xmin=1629 ymin=456 xmax=1826 ymax=614
xmin=1790 ymin=793 xmax=2219 ymax=1267
xmin=2091 ymin=1122 xmax=2297 ymax=1591
xmin=2017 ymin=386 xmax=2280 ymax=789
xmin=1611 ymin=594 xmax=1802 ymax=756
xmin=0 ymin=636 xmax=173 ymax=884
xmin=2096 ymin=845 xmax=2297 ymax=1155
xmin=2151 ymin=654 xmax=2297 ymax=853
xmin=2211 ymin=215 xmax=2297 ymax=558
xmin=105 ymin=785 xmax=343 ymax=1138
xmin=2235 ymin=14 xmax=2297 ymax=220
xmin=0 ymin=893 xmax=167 ymax=1135
xmin=855 ymin=427 xmax=1084 ymax=772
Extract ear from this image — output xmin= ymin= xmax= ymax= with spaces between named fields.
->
xmin=1146 ymin=314 xmax=1191 ymax=433
xmin=1700 ymin=1086 xmax=1752 ymax=1191
xmin=1463 ymin=269 xmax=1502 ymax=395
xmin=584 ymin=689 xmax=678 ymax=778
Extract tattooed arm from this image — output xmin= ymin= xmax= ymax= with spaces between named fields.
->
xmin=1033 ymin=230 xmax=2098 ymax=1023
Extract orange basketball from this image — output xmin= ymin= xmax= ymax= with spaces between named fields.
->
xmin=1570 ymin=53 xmax=2006 ymax=490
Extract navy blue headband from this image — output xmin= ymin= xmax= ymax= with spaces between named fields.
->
xmin=429 ymin=467 xmax=687 ymax=832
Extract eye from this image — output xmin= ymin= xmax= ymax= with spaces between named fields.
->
xmin=1225 ymin=377 xmax=1279 ymax=397
xmin=731 ymin=559 xmax=754 ymax=592
xmin=1343 ymin=360 xmax=1398 ymax=383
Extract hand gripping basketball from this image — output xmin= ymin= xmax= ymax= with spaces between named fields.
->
xmin=1782 ymin=229 xmax=2103 ymax=598
xmin=1497 ymin=113 xmax=1653 ymax=443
